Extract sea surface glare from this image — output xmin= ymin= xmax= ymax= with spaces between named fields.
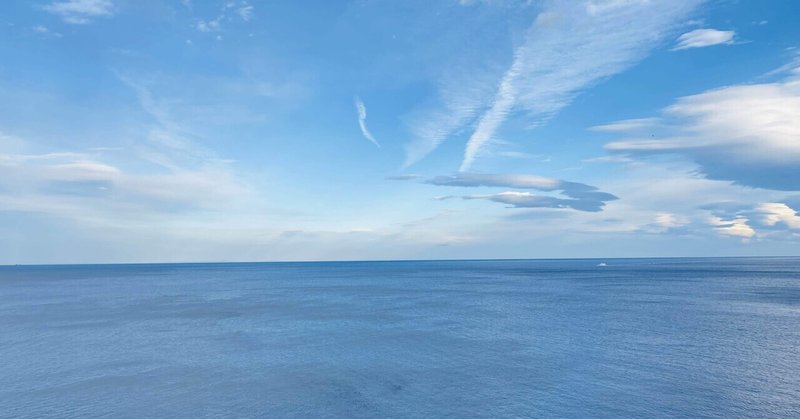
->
xmin=1 ymin=258 xmax=799 ymax=417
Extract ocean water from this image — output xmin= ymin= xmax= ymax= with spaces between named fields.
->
xmin=1 ymin=258 xmax=799 ymax=418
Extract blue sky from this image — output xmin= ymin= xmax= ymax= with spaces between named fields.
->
xmin=1 ymin=0 xmax=800 ymax=264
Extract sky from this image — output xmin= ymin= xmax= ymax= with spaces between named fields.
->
xmin=1 ymin=0 xmax=800 ymax=264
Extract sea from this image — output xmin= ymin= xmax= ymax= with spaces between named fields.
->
xmin=1 ymin=257 xmax=799 ymax=418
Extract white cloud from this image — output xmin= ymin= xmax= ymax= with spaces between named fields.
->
xmin=403 ymin=68 xmax=498 ymax=168
xmin=354 ymin=97 xmax=380 ymax=148
xmin=428 ymin=172 xmax=561 ymax=190
xmin=757 ymin=203 xmax=800 ymax=229
xmin=645 ymin=212 xmax=690 ymax=233
xmin=43 ymin=0 xmax=114 ymax=24
xmin=603 ymin=61 xmax=800 ymax=190
xmin=709 ymin=215 xmax=755 ymax=240
xmin=237 ymin=5 xmax=254 ymax=21
xmin=31 ymin=25 xmax=52 ymax=34
xmin=196 ymin=1 xmax=254 ymax=32
xmin=196 ymin=16 xmax=222 ymax=32
xmin=455 ymin=0 xmax=702 ymax=170
xmin=672 ymin=28 xmax=735 ymax=50
xmin=30 ymin=24 xmax=65 ymax=38
xmin=0 ymin=150 xmax=250 ymax=224
xmin=590 ymin=117 xmax=660 ymax=133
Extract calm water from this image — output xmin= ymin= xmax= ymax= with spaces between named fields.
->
xmin=1 ymin=258 xmax=799 ymax=418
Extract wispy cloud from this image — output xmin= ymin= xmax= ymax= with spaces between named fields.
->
xmin=590 ymin=118 xmax=661 ymax=133
xmin=402 ymin=63 xmax=508 ymax=168
xmin=236 ymin=4 xmax=254 ymax=21
xmin=43 ymin=0 xmax=114 ymax=24
xmin=433 ymin=195 xmax=455 ymax=201
xmin=428 ymin=172 xmax=561 ymax=190
xmin=354 ymin=97 xmax=380 ymax=148
xmin=672 ymin=28 xmax=735 ymax=50
xmin=0 ymin=148 xmax=250 ymax=222
xmin=642 ymin=213 xmax=690 ymax=233
xmin=194 ymin=1 xmax=254 ymax=33
xmin=196 ymin=17 xmax=223 ymax=32
xmin=31 ymin=25 xmax=63 ymax=38
xmin=456 ymin=0 xmax=702 ymax=170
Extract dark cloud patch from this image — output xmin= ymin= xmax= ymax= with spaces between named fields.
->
xmin=426 ymin=173 xmax=618 ymax=212
xmin=464 ymin=192 xmax=607 ymax=212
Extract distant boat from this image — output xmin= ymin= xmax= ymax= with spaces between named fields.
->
xmin=597 ymin=262 xmax=608 ymax=267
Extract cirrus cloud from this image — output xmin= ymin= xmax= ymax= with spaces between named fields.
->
xmin=672 ymin=28 xmax=735 ymax=50
xmin=402 ymin=0 xmax=703 ymax=169
xmin=464 ymin=191 xmax=610 ymax=212
xmin=457 ymin=0 xmax=702 ymax=170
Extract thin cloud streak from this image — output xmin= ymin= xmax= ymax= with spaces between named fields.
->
xmin=459 ymin=0 xmax=703 ymax=170
xmin=403 ymin=65 xmax=503 ymax=168
xmin=355 ymin=97 xmax=381 ymax=148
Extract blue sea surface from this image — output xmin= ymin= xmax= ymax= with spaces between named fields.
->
xmin=1 ymin=257 xmax=799 ymax=417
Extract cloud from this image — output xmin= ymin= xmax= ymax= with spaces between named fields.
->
xmin=709 ymin=215 xmax=755 ymax=240
xmin=428 ymin=172 xmax=561 ymax=189
xmin=43 ymin=0 xmax=114 ymax=24
xmin=196 ymin=17 xmax=223 ymax=32
xmin=455 ymin=0 xmax=702 ymax=170
xmin=403 ymin=67 xmax=497 ymax=168
xmin=590 ymin=117 xmax=661 ymax=133
xmin=603 ymin=61 xmax=800 ymax=191
xmin=354 ymin=97 xmax=380 ymax=148
xmin=427 ymin=172 xmax=617 ymax=199
xmin=672 ymin=28 xmax=735 ymax=50
xmin=426 ymin=172 xmax=618 ymax=212
xmin=194 ymin=1 xmax=253 ymax=33
xmin=237 ymin=4 xmax=254 ymax=21
xmin=31 ymin=25 xmax=63 ymax=37
xmin=385 ymin=174 xmax=419 ymax=181
xmin=464 ymin=191 xmax=609 ymax=212
xmin=0 ymin=72 xmax=262 ymax=222
xmin=757 ymin=203 xmax=800 ymax=229
xmin=0 ymin=149 xmax=250 ymax=220
xmin=642 ymin=212 xmax=690 ymax=233
xmin=702 ymin=202 xmax=800 ymax=239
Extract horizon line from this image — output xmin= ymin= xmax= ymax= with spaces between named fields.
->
xmin=2 ymin=255 xmax=799 ymax=268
